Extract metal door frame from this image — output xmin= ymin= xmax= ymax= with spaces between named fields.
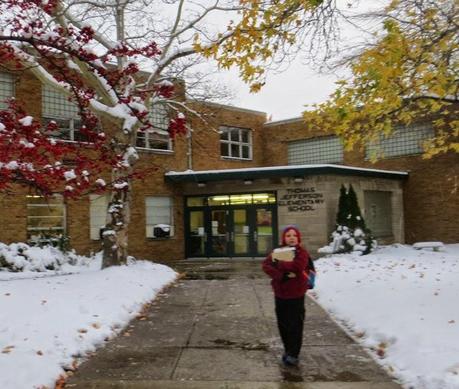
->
xmin=184 ymin=200 xmax=278 ymax=258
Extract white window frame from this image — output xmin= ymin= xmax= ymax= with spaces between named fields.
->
xmin=136 ymin=104 xmax=172 ymax=152
xmin=42 ymin=85 xmax=83 ymax=142
xmin=43 ymin=116 xmax=83 ymax=142
xmin=0 ymin=72 xmax=14 ymax=109
xmin=145 ymin=196 xmax=174 ymax=239
xmin=220 ymin=126 xmax=253 ymax=160
xmin=288 ymin=136 xmax=344 ymax=165
xmin=89 ymin=194 xmax=109 ymax=240
xmin=136 ymin=129 xmax=172 ymax=152
xmin=26 ymin=195 xmax=66 ymax=243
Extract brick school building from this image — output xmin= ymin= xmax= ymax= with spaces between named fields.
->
xmin=0 ymin=71 xmax=457 ymax=260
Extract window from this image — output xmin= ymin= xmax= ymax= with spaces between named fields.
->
xmin=89 ymin=195 xmax=109 ymax=240
xmin=288 ymin=136 xmax=343 ymax=165
xmin=0 ymin=73 xmax=14 ymax=109
xmin=136 ymin=131 xmax=172 ymax=151
xmin=136 ymin=104 xmax=172 ymax=151
xmin=365 ymin=124 xmax=434 ymax=160
xmin=145 ymin=196 xmax=174 ymax=238
xmin=26 ymin=195 xmax=66 ymax=243
xmin=220 ymin=126 xmax=252 ymax=160
xmin=364 ymin=191 xmax=392 ymax=238
xmin=42 ymin=85 xmax=84 ymax=141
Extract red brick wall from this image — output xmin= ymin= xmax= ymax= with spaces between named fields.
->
xmin=261 ymin=119 xmax=459 ymax=243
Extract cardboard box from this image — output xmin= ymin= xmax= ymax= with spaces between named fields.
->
xmin=272 ymin=247 xmax=295 ymax=261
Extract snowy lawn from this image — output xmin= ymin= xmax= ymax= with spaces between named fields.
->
xmin=0 ymin=252 xmax=177 ymax=389
xmin=313 ymin=243 xmax=459 ymax=389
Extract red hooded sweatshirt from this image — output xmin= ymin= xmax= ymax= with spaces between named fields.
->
xmin=262 ymin=226 xmax=311 ymax=299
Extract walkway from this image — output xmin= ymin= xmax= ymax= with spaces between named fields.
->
xmin=66 ymin=260 xmax=402 ymax=389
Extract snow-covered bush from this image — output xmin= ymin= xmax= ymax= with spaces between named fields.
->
xmin=319 ymin=225 xmax=376 ymax=255
xmin=319 ymin=184 xmax=376 ymax=255
xmin=0 ymin=242 xmax=93 ymax=272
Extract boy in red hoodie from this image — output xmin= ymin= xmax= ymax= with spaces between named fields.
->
xmin=262 ymin=225 xmax=312 ymax=367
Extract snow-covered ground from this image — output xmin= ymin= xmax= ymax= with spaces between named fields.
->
xmin=0 ymin=251 xmax=177 ymax=389
xmin=313 ymin=243 xmax=459 ymax=389
xmin=1 ymin=244 xmax=458 ymax=389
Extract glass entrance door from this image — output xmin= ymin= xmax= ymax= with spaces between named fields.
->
xmin=209 ymin=209 xmax=228 ymax=256
xmin=231 ymin=208 xmax=250 ymax=256
xmin=252 ymin=207 xmax=274 ymax=256
xmin=187 ymin=210 xmax=206 ymax=257
xmin=184 ymin=194 xmax=277 ymax=258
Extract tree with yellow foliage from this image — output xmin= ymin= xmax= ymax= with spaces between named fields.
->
xmin=303 ymin=0 xmax=458 ymax=159
xmin=194 ymin=0 xmax=338 ymax=92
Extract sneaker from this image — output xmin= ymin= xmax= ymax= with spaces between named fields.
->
xmin=282 ymin=354 xmax=299 ymax=366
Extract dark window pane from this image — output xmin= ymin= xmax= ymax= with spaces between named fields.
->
xmin=242 ymin=145 xmax=249 ymax=159
xmin=220 ymin=129 xmax=229 ymax=140
xmin=230 ymin=130 xmax=239 ymax=141
xmin=149 ymin=139 xmax=168 ymax=150
xmin=241 ymin=131 xmax=249 ymax=143
xmin=231 ymin=144 xmax=239 ymax=157
xmin=136 ymin=133 xmax=146 ymax=148
xmin=221 ymin=142 xmax=229 ymax=156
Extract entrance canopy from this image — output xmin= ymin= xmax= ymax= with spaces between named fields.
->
xmin=165 ymin=164 xmax=408 ymax=184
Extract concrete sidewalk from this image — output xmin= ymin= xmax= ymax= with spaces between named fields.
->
xmin=65 ymin=260 xmax=402 ymax=389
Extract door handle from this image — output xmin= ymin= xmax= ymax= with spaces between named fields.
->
xmin=254 ymin=230 xmax=258 ymax=242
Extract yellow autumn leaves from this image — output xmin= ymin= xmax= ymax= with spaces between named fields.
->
xmin=303 ymin=0 xmax=458 ymax=159
xmin=193 ymin=0 xmax=323 ymax=92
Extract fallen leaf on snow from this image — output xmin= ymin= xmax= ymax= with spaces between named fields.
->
xmin=2 ymin=345 xmax=15 ymax=354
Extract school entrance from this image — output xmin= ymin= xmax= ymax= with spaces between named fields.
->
xmin=185 ymin=192 xmax=278 ymax=258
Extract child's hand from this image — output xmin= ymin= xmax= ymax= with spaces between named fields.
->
xmin=287 ymin=272 xmax=296 ymax=278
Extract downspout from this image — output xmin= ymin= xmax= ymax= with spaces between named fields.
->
xmin=187 ymin=128 xmax=192 ymax=170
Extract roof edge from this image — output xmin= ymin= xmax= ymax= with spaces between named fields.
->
xmin=187 ymin=99 xmax=267 ymax=117
xmin=165 ymin=164 xmax=409 ymax=183
xmin=263 ymin=117 xmax=304 ymax=127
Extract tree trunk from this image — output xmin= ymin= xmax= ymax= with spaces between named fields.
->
xmin=101 ymin=130 xmax=136 ymax=268
xmin=101 ymin=184 xmax=132 ymax=268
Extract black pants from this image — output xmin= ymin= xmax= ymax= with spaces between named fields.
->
xmin=275 ymin=296 xmax=305 ymax=358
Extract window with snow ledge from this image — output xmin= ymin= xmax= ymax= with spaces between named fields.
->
xmin=288 ymin=136 xmax=343 ymax=165
xmin=41 ymin=85 xmax=89 ymax=142
xmin=365 ymin=123 xmax=434 ymax=160
xmin=220 ymin=126 xmax=252 ymax=160
xmin=0 ymin=72 xmax=14 ymax=109
xmin=26 ymin=195 xmax=66 ymax=244
xmin=145 ymin=196 xmax=174 ymax=239
xmin=136 ymin=104 xmax=172 ymax=152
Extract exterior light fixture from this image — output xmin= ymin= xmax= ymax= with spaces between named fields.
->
xmin=244 ymin=179 xmax=253 ymax=185
xmin=197 ymin=182 xmax=206 ymax=188
xmin=293 ymin=177 xmax=304 ymax=183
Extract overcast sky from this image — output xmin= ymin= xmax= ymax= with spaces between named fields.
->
xmin=217 ymin=0 xmax=389 ymax=122
xmin=221 ymin=63 xmax=341 ymax=122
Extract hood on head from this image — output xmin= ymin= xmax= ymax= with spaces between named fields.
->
xmin=281 ymin=225 xmax=301 ymax=246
